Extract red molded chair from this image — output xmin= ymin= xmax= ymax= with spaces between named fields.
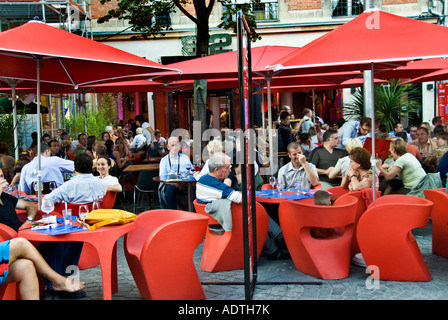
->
xmin=193 ymin=200 xmax=269 ymax=272
xmin=334 ymin=188 xmax=381 ymax=257
xmin=326 ymin=186 xmax=350 ymax=201
xmin=124 ymin=209 xmax=208 ymax=300
xmin=100 ymin=190 xmax=118 ymax=209
xmin=357 ymin=195 xmax=433 ymax=281
xmin=0 ymin=223 xmax=19 ymax=300
xmin=278 ymin=195 xmax=358 ymax=280
xmin=424 ymin=189 xmax=448 ymax=258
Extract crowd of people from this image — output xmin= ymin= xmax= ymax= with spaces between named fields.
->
xmin=1 ymin=106 xmax=448 ymax=298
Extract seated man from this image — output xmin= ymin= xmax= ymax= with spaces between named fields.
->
xmin=41 ymin=153 xmax=106 ymax=299
xmin=277 ymin=142 xmax=319 ymax=189
xmin=410 ymin=126 xmax=437 ymax=158
xmin=196 ymin=152 xmax=289 ymax=260
xmin=309 ymin=129 xmax=347 ymax=189
xmin=19 ymin=143 xmax=74 ymax=193
xmin=337 ymin=117 xmax=372 ymax=150
xmin=158 ymin=136 xmax=193 ymax=210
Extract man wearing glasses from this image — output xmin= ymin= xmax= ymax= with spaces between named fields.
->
xmin=337 ymin=117 xmax=372 ymax=150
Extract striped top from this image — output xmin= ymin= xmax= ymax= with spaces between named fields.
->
xmin=196 ymin=174 xmax=242 ymax=204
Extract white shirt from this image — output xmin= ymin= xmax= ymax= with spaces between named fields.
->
xmin=97 ymin=175 xmax=119 ymax=187
xmin=159 ymin=153 xmax=192 ymax=177
xmin=130 ymin=133 xmax=146 ymax=148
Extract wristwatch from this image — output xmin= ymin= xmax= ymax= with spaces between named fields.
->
xmin=26 ymin=216 xmax=33 ymax=222
xmin=350 ymin=175 xmax=357 ymax=179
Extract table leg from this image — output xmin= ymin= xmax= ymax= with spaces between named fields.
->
xmin=188 ymin=185 xmax=193 ymax=212
xmin=91 ymin=240 xmax=118 ymax=300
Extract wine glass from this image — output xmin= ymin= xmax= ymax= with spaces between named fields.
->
xmin=79 ymin=205 xmax=89 ymax=229
xmin=41 ymin=198 xmax=54 ymax=227
xmin=32 ymin=181 xmax=43 ymax=197
xmin=269 ymin=176 xmax=276 ymax=194
xmin=276 ymin=182 xmax=285 ymax=196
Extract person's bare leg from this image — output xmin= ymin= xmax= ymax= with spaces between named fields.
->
xmin=8 ymin=238 xmax=85 ymax=293
xmin=4 ymin=258 xmax=40 ymax=300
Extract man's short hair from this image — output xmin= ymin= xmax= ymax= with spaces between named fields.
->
xmin=77 ymin=133 xmax=87 ymax=140
xmin=39 ymin=142 xmax=50 ymax=154
xmin=390 ymin=138 xmax=407 ymax=156
xmin=280 ymin=111 xmax=290 ymax=120
xmin=394 ymin=131 xmax=408 ymax=141
xmin=208 ymin=152 xmax=230 ymax=172
xmin=74 ymin=153 xmax=93 ymax=174
xmin=417 ymin=126 xmax=429 ymax=135
xmin=303 ymin=108 xmax=312 ymax=115
xmin=360 ymin=117 xmax=372 ymax=127
xmin=287 ymin=141 xmax=302 ymax=153
xmin=323 ymin=129 xmax=338 ymax=142
xmin=49 ymin=139 xmax=59 ymax=147
xmin=313 ymin=190 xmax=331 ymax=206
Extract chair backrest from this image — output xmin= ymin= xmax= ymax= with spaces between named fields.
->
xmin=279 ymin=195 xmax=358 ymax=229
xmin=125 ymin=209 xmax=208 ymax=253
xmin=326 ymin=186 xmax=350 ymax=200
xmin=53 ymin=202 xmax=93 ymax=216
xmin=0 ymin=223 xmax=18 ymax=242
xmin=136 ymin=170 xmax=159 ymax=190
xmin=100 ymin=190 xmax=117 ymax=209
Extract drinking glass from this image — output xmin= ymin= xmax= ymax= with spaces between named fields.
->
xmin=276 ymin=182 xmax=285 ymax=195
xmin=295 ymin=179 xmax=302 ymax=195
xmin=79 ymin=205 xmax=89 ymax=229
xmin=5 ymin=184 xmax=15 ymax=195
xmin=92 ymin=197 xmax=101 ymax=211
xmin=269 ymin=176 xmax=276 ymax=194
xmin=41 ymin=198 xmax=54 ymax=227
xmin=32 ymin=181 xmax=43 ymax=197
xmin=62 ymin=209 xmax=72 ymax=230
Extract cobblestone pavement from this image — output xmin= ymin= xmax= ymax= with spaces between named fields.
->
xmin=76 ymin=195 xmax=448 ymax=303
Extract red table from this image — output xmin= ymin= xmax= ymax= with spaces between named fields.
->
xmin=256 ymin=190 xmax=316 ymax=204
xmin=19 ymin=221 xmax=136 ymax=300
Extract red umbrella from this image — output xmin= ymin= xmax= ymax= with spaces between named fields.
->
xmin=374 ymin=58 xmax=448 ymax=80
xmin=404 ymin=66 xmax=448 ymax=84
xmin=0 ymin=20 xmax=181 ymax=207
xmin=268 ymin=9 xmax=448 ymax=76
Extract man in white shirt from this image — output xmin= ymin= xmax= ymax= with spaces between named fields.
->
xmin=159 ymin=136 xmax=193 ymax=209
xmin=337 ymin=117 xmax=372 ymax=150
xmin=130 ymin=127 xmax=147 ymax=150
xmin=19 ymin=143 xmax=74 ymax=194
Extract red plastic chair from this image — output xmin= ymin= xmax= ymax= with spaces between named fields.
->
xmin=193 ymin=200 xmax=269 ymax=272
xmin=278 ymin=195 xmax=358 ymax=280
xmin=424 ymin=189 xmax=448 ymax=258
xmin=357 ymin=195 xmax=433 ymax=281
xmin=326 ymin=186 xmax=350 ymax=201
xmin=0 ymin=223 xmax=19 ymax=300
xmin=124 ymin=209 xmax=208 ymax=300
xmin=334 ymin=188 xmax=381 ymax=257
xmin=100 ymin=190 xmax=118 ymax=209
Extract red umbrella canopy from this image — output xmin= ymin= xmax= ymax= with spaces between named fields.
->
xmin=155 ymin=45 xmax=299 ymax=81
xmin=404 ymin=66 xmax=448 ymax=84
xmin=0 ymin=20 xmax=181 ymax=88
xmin=375 ymin=58 xmax=448 ymax=79
xmin=269 ymin=9 xmax=448 ymax=76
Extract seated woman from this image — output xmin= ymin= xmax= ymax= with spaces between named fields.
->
xmin=328 ymin=138 xmax=363 ymax=180
xmin=375 ymin=138 xmax=426 ymax=195
xmin=341 ymin=147 xmax=379 ymax=191
xmin=96 ymin=155 xmax=122 ymax=193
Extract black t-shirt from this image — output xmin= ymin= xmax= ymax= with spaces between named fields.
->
xmin=309 ymin=146 xmax=347 ymax=184
xmin=278 ymin=124 xmax=293 ymax=152
xmin=0 ymin=193 xmax=22 ymax=232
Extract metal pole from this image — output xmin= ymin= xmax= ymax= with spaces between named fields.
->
xmin=36 ymin=59 xmax=42 ymax=209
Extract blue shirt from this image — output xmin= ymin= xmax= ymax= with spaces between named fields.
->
xmin=337 ymin=120 xmax=370 ymax=149
xmin=159 ymin=153 xmax=192 ymax=177
xmin=19 ymin=155 xmax=74 ymax=193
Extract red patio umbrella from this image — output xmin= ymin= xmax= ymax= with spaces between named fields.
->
xmin=404 ymin=66 xmax=448 ymax=84
xmin=0 ymin=20 xmax=181 ymax=207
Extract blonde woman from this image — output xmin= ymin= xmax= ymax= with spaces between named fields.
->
xmin=195 ymin=139 xmax=224 ymax=181
xmin=328 ymin=138 xmax=363 ymax=180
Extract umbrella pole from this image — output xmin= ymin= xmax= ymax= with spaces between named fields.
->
xmin=261 ymin=86 xmax=265 ymax=138
xmin=367 ymin=62 xmax=377 ymax=201
xmin=312 ymin=86 xmax=316 ymax=123
xmin=266 ymin=77 xmax=274 ymax=173
xmin=11 ymin=83 xmax=19 ymax=161
xmin=36 ymin=58 xmax=42 ymax=209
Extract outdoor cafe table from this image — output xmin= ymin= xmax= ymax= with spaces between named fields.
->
xmin=255 ymin=189 xmax=318 ymax=204
xmin=153 ymin=175 xmax=196 ymax=212
xmin=18 ymin=220 xmax=136 ymax=300
xmin=123 ymin=163 xmax=159 ymax=172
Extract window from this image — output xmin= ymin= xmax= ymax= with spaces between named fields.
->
xmin=223 ymin=1 xmax=279 ymax=22
xmin=331 ymin=0 xmax=363 ymax=17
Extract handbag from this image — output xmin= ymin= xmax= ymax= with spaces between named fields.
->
xmin=84 ymin=209 xmax=137 ymax=231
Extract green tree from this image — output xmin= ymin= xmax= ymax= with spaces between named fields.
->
xmin=344 ymin=80 xmax=421 ymax=131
